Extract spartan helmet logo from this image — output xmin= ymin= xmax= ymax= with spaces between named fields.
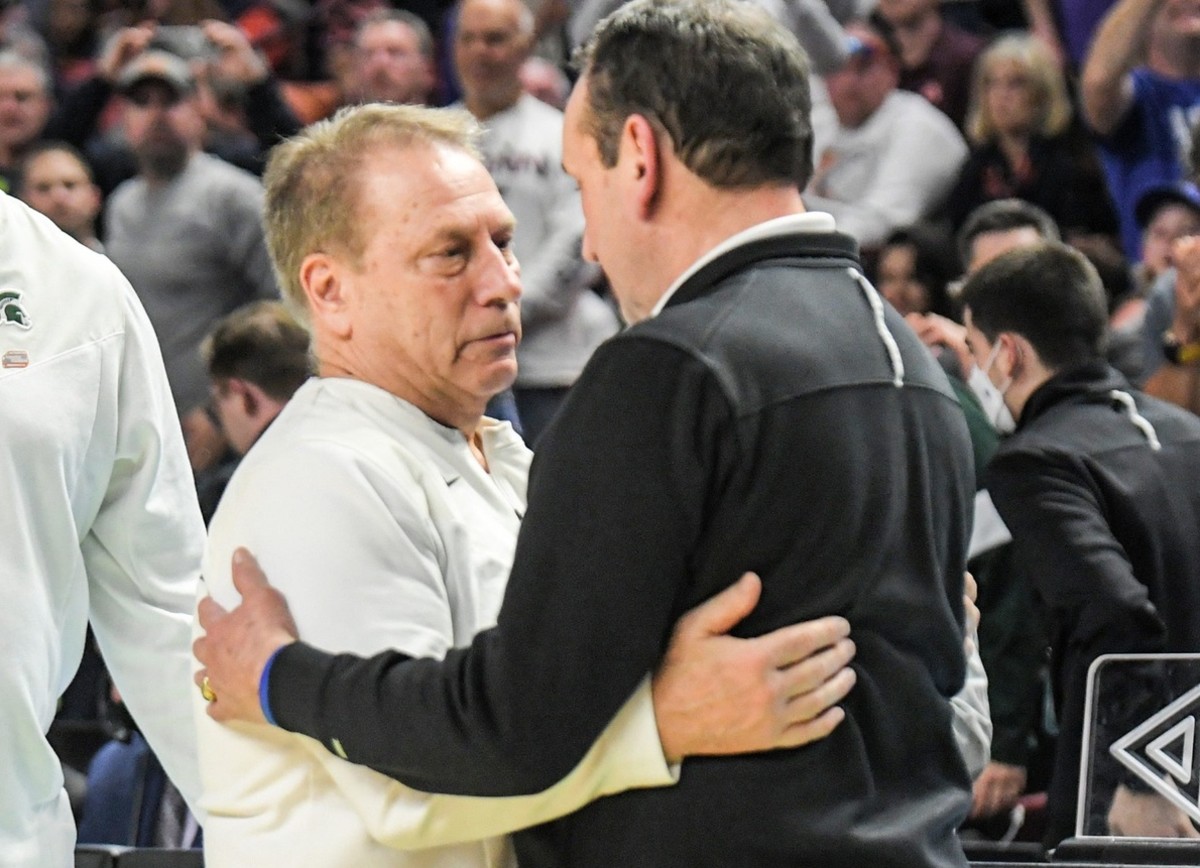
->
xmin=0 ymin=290 xmax=31 ymax=329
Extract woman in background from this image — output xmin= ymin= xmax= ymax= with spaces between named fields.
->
xmin=945 ymin=33 xmax=1116 ymax=239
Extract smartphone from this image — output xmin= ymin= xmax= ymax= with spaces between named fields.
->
xmin=151 ymin=25 xmax=215 ymax=61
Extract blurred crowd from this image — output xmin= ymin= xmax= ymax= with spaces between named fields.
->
xmin=6 ymin=0 xmax=1199 ymax=855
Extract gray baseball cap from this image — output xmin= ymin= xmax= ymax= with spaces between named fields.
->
xmin=117 ymin=50 xmax=196 ymax=96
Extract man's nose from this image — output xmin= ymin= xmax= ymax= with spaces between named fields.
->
xmin=476 ymin=244 xmax=522 ymax=306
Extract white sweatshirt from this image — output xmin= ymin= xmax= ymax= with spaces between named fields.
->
xmin=0 ymin=192 xmax=204 ymax=868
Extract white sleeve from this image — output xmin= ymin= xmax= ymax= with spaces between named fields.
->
xmin=951 ymin=632 xmax=993 ymax=780
xmin=83 ymin=269 xmax=206 ymax=813
xmin=306 ymin=678 xmax=676 ymax=850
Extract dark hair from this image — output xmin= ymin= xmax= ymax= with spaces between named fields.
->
xmin=15 ymin=140 xmax=95 ymax=190
xmin=878 ymin=223 xmax=959 ymax=318
xmin=960 ymin=242 xmax=1107 ymax=369
xmin=574 ymin=0 xmax=814 ymax=189
xmin=202 ymin=301 xmax=313 ymax=401
xmin=957 ymin=198 xmax=1060 ymax=265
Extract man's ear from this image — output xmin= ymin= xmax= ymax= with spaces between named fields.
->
xmin=619 ymin=113 xmax=662 ymax=219
xmin=996 ymin=332 xmax=1026 ymax=381
xmin=240 ymin=379 xmax=263 ymax=417
xmin=299 ymin=252 xmax=353 ymax=338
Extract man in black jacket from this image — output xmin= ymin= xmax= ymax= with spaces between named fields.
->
xmin=196 ymin=1 xmax=977 ymax=865
xmin=961 ymin=241 xmax=1200 ymax=845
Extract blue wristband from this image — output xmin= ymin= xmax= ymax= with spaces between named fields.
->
xmin=259 ymin=646 xmax=285 ymax=726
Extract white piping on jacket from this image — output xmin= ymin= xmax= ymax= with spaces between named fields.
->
xmin=850 ymin=267 xmax=905 ymax=387
xmin=1109 ymin=389 xmax=1162 ymax=451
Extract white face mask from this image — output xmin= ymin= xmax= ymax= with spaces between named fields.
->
xmin=967 ymin=339 xmax=1016 ymax=434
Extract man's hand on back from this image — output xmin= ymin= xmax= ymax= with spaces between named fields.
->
xmin=194 ymin=548 xmax=299 ymax=724
xmin=652 ymin=572 xmax=857 ymax=763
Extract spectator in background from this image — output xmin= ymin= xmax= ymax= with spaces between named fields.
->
xmin=1138 ymin=122 xmax=1200 ymax=413
xmin=1103 ymin=180 xmax=1200 ymax=382
xmin=454 ymin=0 xmax=616 ymax=442
xmin=41 ymin=0 xmax=100 ymax=91
xmin=351 ymin=9 xmax=435 ymax=106
xmin=1135 ymin=180 xmax=1200 ymax=294
xmin=873 ymin=223 xmax=958 ymax=318
xmin=0 ymin=50 xmax=52 ymax=191
xmin=946 ymin=33 xmax=1118 ymax=240
xmin=962 ymin=241 xmax=1200 ymax=845
xmin=1142 ymin=233 xmax=1200 ymax=413
xmin=872 ymin=0 xmax=985 ymax=130
xmin=104 ymin=49 xmax=278 ymax=473
xmin=804 ymin=22 xmax=967 ymax=251
xmin=192 ymin=19 xmax=303 ymax=174
xmin=16 ymin=140 xmax=101 ymax=250
xmin=281 ymin=8 xmax=435 ymax=125
xmin=957 ymin=197 xmax=1060 ymax=280
xmin=1081 ymin=0 xmax=1200 ymax=259
xmin=911 ymin=200 xmax=1059 ymax=391
xmin=48 ymin=21 xmax=301 ymax=193
xmin=196 ymin=300 xmax=312 ymax=523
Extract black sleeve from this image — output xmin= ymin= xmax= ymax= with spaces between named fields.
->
xmin=944 ymin=150 xmax=984 ymax=232
xmin=268 ymin=337 xmax=733 ymax=796
xmin=985 ymin=448 xmax=1166 ymax=653
xmin=970 ymin=543 xmax=1047 ymax=768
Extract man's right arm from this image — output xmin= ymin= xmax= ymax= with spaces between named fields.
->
xmin=1080 ymin=0 xmax=1160 ymax=136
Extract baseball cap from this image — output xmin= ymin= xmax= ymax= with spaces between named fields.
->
xmin=117 ymin=50 xmax=196 ymax=97
xmin=1134 ymin=180 xmax=1200 ymax=228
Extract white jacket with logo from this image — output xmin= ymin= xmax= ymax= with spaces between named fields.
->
xmin=0 ymin=192 xmax=204 ymax=867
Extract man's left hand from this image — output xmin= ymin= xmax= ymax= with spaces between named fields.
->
xmin=194 ymin=548 xmax=299 ymax=724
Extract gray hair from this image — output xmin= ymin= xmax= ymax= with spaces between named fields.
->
xmin=355 ymin=8 xmax=435 ymax=60
xmin=0 ymin=49 xmax=50 ymax=94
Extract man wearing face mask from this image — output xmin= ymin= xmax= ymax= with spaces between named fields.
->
xmin=907 ymin=198 xmax=1062 ymax=824
xmin=962 ymin=241 xmax=1200 ymax=847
